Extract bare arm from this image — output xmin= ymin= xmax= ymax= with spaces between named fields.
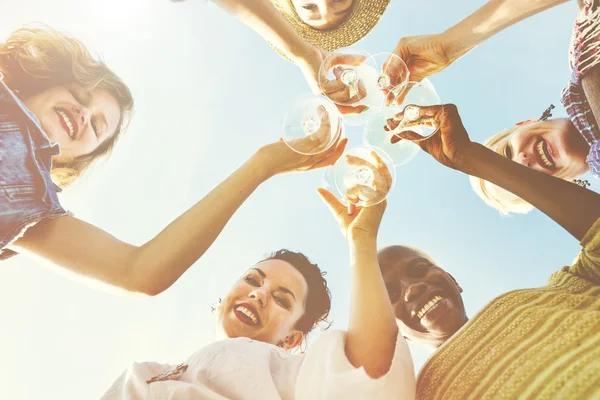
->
xmin=12 ymin=128 xmax=347 ymax=295
xmin=346 ymin=235 xmax=398 ymax=378
xmin=387 ymin=0 xmax=570 ymax=83
xmin=442 ymin=0 xmax=570 ymax=61
xmin=318 ymin=182 xmax=397 ymax=378
xmin=13 ymin=153 xmax=270 ymax=295
xmin=395 ymin=104 xmax=600 ymax=241
xmin=212 ymin=0 xmax=312 ymax=61
xmin=465 ymin=143 xmax=600 ymax=240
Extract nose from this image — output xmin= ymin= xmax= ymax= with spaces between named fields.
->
xmin=249 ymin=289 xmax=268 ymax=307
xmin=72 ymin=105 xmax=92 ymax=125
xmin=514 ymin=151 xmax=532 ymax=168
xmin=404 ymin=282 xmax=426 ymax=303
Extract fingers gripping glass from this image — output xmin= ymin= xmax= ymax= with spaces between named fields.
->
xmin=325 ymin=146 xmax=395 ymax=208
xmin=363 ymin=78 xmax=442 ymax=166
xmin=281 ymin=94 xmax=343 ymax=155
xmin=318 ymin=49 xmax=410 ymax=124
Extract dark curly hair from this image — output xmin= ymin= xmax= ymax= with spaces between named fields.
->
xmin=261 ymin=249 xmax=331 ymax=335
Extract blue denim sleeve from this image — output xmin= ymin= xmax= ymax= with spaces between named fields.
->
xmin=0 ymin=83 xmax=70 ymax=260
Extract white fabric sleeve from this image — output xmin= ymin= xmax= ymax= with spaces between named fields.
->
xmin=100 ymin=362 xmax=174 ymax=400
xmin=295 ymin=329 xmax=416 ymax=400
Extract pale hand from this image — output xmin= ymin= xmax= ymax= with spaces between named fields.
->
xmin=318 ymin=188 xmax=387 ymax=242
xmin=296 ymin=45 xmax=368 ymax=115
xmin=259 ymin=105 xmax=348 ymax=176
xmin=344 ymin=151 xmax=393 ymax=214
xmin=382 ymin=34 xmax=455 ymax=106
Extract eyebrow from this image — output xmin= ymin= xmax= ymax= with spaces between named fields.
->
xmin=252 ymin=268 xmax=297 ymax=301
xmin=303 ymin=3 xmax=352 ymax=19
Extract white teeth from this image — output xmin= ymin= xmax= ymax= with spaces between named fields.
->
xmin=57 ymin=110 xmax=75 ymax=138
xmin=236 ymin=306 xmax=258 ymax=324
xmin=416 ymin=295 xmax=444 ymax=319
xmin=536 ymin=141 xmax=553 ymax=168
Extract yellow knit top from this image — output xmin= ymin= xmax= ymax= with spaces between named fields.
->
xmin=417 ymin=219 xmax=600 ymax=400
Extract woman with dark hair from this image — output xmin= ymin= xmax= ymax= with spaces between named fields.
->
xmin=101 ymin=178 xmax=416 ymax=399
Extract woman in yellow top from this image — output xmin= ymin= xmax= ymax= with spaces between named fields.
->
xmin=381 ymin=103 xmax=600 ymax=399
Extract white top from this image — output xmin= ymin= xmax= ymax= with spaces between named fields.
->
xmin=101 ymin=330 xmax=415 ymax=400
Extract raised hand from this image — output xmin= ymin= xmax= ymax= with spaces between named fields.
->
xmin=296 ymin=46 xmax=369 ymax=115
xmin=317 ymin=188 xmax=387 ymax=242
xmin=383 ymin=34 xmax=455 ymax=106
xmin=344 ymin=151 xmax=393 ymax=213
xmin=385 ymin=104 xmax=474 ymax=171
xmin=260 ymin=105 xmax=348 ymax=176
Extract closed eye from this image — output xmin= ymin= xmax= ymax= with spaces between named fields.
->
xmin=274 ymin=294 xmax=291 ymax=309
xmin=244 ymin=275 xmax=260 ymax=286
xmin=91 ymin=118 xmax=99 ymax=139
xmin=503 ymin=143 xmax=513 ymax=160
xmin=302 ymin=3 xmax=317 ymax=10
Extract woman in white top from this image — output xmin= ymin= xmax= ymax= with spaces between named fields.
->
xmin=101 ymin=163 xmax=416 ymax=400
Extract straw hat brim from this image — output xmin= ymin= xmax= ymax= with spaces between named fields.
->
xmin=270 ymin=0 xmax=390 ymax=61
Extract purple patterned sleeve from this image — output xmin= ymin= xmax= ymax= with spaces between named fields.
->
xmin=587 ymin=141 xmax=600 ymax=177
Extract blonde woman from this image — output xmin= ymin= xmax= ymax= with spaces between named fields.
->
xmin=383 ymin=0 xmax=600 ymax=214
xmin=0 ymin=24 xmax=347 ymax=295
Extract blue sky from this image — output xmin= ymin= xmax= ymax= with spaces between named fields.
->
xmin=0 ymin=0 xmax=591 ymax=398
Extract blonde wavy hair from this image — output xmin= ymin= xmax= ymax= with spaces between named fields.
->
xmin=0 ymin=24 xmax=134 ymax=188
xmin=469 ymin=125 xmax=534 ymax=215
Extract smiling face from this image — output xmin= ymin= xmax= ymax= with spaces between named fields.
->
xmin=22 ymin=84 xmax=121 ymax=163
xmin=493 ymin=118 xmax=589 ymax=179
xmin=378 ymin=246 xmax=468 ymax=350
xmin=217 ymin=259 xmax=309 ymax=347
xmin=290 ymin=0 xmax=354 ymax=30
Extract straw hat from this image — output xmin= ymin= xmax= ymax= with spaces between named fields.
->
xmin=270 ymin=0 xmax=390 ymax=60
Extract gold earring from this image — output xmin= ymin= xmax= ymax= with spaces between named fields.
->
xmin=572 ymin=179 xmax=591 ymax=188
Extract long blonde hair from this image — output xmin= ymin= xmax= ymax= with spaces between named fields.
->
xmin=0 ymin=24 xmax=134 ymax=188
xmin=469 ymin=126 xmax=534 ymax=215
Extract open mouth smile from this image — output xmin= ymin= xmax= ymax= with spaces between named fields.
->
xmin=534 ymin=138 xmax=555 ymax=170
xmin=55 ymin=107 xmax=79 ymax=140
xmin=415 ymin=295 xmax=445 ymax=320
xmin=234 ymin=303 xmax=261 ymax=326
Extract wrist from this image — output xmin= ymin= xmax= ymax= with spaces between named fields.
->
xmin=440 ymin=28 xmax=478 ymax=62
xmin=288 ymin=40 xmax=314 ymax=64
xmin=250 ymin=147 xmax=277 ymax=181
xmin=457 ymin=143 xmax=491 ymax=176
xmin=349 ymin=234 xmax=377 ymax=251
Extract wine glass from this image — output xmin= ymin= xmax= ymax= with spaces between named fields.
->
xmin=324 ymin=145 xmax=395 ymax=208
xmin=318 ymin=49 xmax=410 ymax=126
xmin=281 ymin=94 xmax=343 ymax=155
xmin=363 ymin=78 xmax=442 ymax=166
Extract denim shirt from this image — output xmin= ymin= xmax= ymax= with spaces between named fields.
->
xmin=0 ymin=73 xmax=69 ymax=260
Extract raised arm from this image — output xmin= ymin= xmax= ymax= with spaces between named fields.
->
xmin=392 ymin=104 xmax=600 ymax=241
xmin=385 ymin=0 xmax=569 ymax=84
xmin=211 ymin=0 xmax=313 ymax=62
xmin=318 ymin=156 xmax=397 ymax=378
xmin=12 ymin=114 xmax=347 ymax=296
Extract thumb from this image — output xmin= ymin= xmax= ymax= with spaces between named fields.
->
xmin=337 ymin=104 xmax=369 ymax=115
xmin=390 ymin=130 xmax=424 ymax=143
xmin=317 ymin=188 xmax=345 ymax=216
